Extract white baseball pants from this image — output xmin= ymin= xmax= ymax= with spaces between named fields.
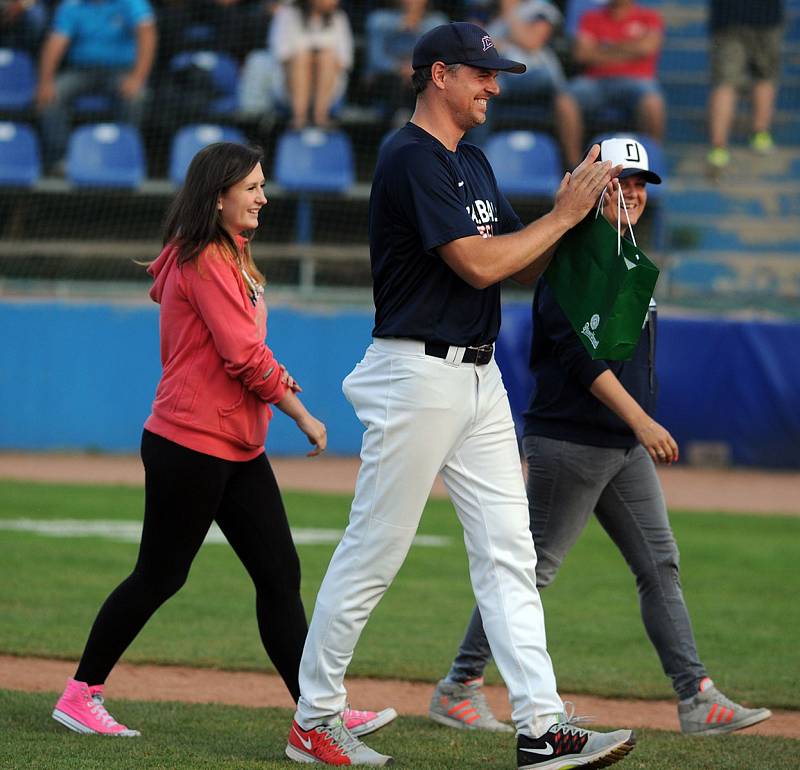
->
xmin=295 ymin=338 xmax=563 ymax=735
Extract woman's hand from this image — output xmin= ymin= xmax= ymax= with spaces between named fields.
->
xmin=295 ymin=413 xmax=327 ymax=457
xmin=280 ymin=365 xmax=302 ymax=393
xmin=632 ymin=416 xmax=679 ymax=464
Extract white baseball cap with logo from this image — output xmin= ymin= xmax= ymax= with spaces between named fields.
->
xmin=599 ymin=137 xmax=662 ymax=184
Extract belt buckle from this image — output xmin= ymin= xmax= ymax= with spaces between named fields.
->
xmin=471 ymin=344 xmax=493 ymax=365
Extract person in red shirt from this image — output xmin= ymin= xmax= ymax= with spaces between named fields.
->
xmin=50 ymin=142 xmax=395 ymax=741
xmin=568 ymin=0 xmax=665 ymax=144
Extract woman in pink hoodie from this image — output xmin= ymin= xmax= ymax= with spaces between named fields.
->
xmin=51 ymin=142 xmax=395 ymax=740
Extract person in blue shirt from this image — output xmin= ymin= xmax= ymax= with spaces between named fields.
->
xmin=429 ymin=136 xmax=773 ymax=738
xmin=285 ymin=22 xmax=638 ymax=770
xmin=35 ymin=0 xmax=157 ymax=172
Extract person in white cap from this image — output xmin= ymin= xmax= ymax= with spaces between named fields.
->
xmin=429 ymin=136 xmax=773 ymax=738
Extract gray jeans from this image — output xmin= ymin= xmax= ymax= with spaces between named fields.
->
xmin=446 ymin=435 xmax=707 ymax=700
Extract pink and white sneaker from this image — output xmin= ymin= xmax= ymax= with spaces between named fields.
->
xmin=343 ymin=706 xmax=398 ymax=738
xmin=52 ymin=677 xmax=140 ymax=736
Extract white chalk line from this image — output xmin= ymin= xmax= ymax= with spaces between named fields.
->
xmin=0 ymin=518 xmax=451 ymax=548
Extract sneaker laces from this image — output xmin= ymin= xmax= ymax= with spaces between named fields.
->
xmin=702 ymin=688 xmax=740 ymax=711
xmin=319 ymin=717 xmax=364 ymax=755
xmin=552 ymin=701 xmax=595 ymax=736
xmin=87 ymin=698 xmax=122 ymax=729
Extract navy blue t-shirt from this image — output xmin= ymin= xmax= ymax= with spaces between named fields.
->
xmin=369 ymin=122 xmax=523 ymax=347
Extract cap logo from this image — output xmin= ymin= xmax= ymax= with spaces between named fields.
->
xmin=481 ymin=35 xmax=494 ymax=51
xmin=624 ymin=142 xmax=641 ymax=162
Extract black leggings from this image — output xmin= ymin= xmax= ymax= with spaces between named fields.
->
xmin=75 ymin=430 xmax=308 ymax=702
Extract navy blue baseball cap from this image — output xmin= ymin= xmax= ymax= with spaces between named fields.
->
xmin=412 ymin=22 xmax=527 ymax=74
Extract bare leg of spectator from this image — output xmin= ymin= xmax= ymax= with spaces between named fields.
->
xmin=311 ymin=47 xmax=342 ymax=128
xmin=554 ymin=91 xmax=583 ymax=170
xmin=288 ymin=50 xmax=313 ymax=130
xmin=638 ymin=91 xmax=665 ymax=141
xmin=708 ymin=83 xmax=736 ymax=150
xmin=751 ymin=79 xmax=776 ymax=137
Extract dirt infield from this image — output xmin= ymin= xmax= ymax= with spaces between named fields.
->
xmin=1 ymin=452 xmax=799 ymax=515
xmin=2 ymin=452 xmax=798 ymax=738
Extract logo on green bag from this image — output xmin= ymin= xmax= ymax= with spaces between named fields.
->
xmin=581 ymin=314 xmax=600 ymax=349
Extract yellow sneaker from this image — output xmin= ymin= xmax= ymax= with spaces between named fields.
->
xmin=707 ymin=147 xmax=730 ymax=169
xmin=750 ymin=131 xmax=775 ymax=154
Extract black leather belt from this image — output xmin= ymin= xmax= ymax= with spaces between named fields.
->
xmin=424 ymin=341 xmax=494 ymax=365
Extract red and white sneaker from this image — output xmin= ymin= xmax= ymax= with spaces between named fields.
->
xmin=52 ymin=677 xmax=140 ymax=736
xmin=286 ymin=717 xmax=393 ymax=765
xmin=343 ymin=706 xmax=397 ymax=738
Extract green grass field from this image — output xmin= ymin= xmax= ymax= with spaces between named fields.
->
xmin=1 ymin=479 xmax=799 ymax=768
xmin=2 ymin=690 xmax=799 ymax=770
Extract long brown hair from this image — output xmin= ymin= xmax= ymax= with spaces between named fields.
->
xmin=162 ymin=142 xmax=265 ymax=284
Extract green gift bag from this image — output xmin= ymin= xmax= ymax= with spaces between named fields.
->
xmin=543 ymin=198 xmax=660 ymax=361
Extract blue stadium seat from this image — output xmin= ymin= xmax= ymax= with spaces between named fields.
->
xmin=0 ymin=122 xmax=41 ymax=186
xmin=483 ymin=130 xmax=562 ymax=198
xmin=66 ymin=123 xmax=145 ymax=188
xmin=273 ymin=128 xmax=355 ymax=242
xmin=170 ymin=51 xmax=239 ymax=114
xmin=0 ymin=48 xmax=36 ymax=110
xmin=565 ymin=0 xmax=608 ymax=38
xmin=73 ymin=93 xmax=115 ymax=114
xmin=169 ymin=123 xmax=247 ymax=186
xmin=274 ymin=128 xmax=354 ymax=193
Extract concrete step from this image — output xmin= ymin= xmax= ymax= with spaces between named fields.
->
xmin=667 ymin=144 xmax=800 ymax=180
xmin=663 ymin=180 xmax=800 ymax=218
xmin=661 ymin=73 xmax=800 ymax=110
xmin=662 ymin=251 xmax=800 ymax=305
xmin=667 ymin=213 xmax=800 ymax=252
xmin=666 ymin=107 xmax=800 ymax=145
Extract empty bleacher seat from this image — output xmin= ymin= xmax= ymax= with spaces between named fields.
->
xmin=0 ymin=49 xmax=36 ymax=111
xmin=274 ymin=128 xmax=355 ymax=243
xmin=274 ymin=128 xmax=354 ymax=193
xmin=0 ymin=122 xmax=40 ymax=186
xmin=66 ymin=123 xmax=146 ymax=188
xmin=169 ymin=124 xmax=247 ymax=185
xmin=169 ymin=51 xmax=240 ymax=114
xmin=483 ymin=130 xmax=562 ymax=198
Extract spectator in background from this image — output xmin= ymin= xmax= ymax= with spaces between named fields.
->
xmin=706 ymin=0 xmax=785 ymax=172
xmin=568 ymin=0 xmax=665 ymax=146
xmin=487 ymin=0 xmax=583 ymax=168
xmin=35 ymin=0 xmax=157 ymax=173
xmin=0 ymin=0 xmax=48 ymax=52
xmin=156 ymin=0 xmax=269 ymax=66
xmin=364 ymin=0 xmax=448 ymax=125
xmin=270 ymin=0 xmax=353 ymax=129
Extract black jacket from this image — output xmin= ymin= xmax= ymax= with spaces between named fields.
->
xmin=522 ymin=277 xmax=657 ymax=449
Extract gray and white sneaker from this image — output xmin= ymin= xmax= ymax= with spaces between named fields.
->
xmin=429 ymin=677 xmax=513 ymax=733
xmin=286 ymin=717 xmax=393 ymax=765
xmin=678 ymin=677 xmax=772 ymax=736
xmin=517 ymin=706 xmax=635 ymax=769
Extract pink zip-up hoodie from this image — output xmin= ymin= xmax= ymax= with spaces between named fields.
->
xmin=143 ymin=238 xmax=288 ymax=461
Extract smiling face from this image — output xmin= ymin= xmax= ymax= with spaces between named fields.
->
xmin=217 ymin=162 xmax=267 ymax=236
xmin=603 ymin=173 xmax=648 ymax=230
xmin=442 ymin=64 xmax=501 ymax=131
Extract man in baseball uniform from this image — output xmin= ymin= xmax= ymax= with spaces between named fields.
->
xmin=286 ymin=22 xmax=635 ymax=769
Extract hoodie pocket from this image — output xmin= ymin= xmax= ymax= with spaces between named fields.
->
xmin=217 ymin=385 xmax=266 ymax=449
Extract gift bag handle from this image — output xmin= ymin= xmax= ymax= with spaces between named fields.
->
xmin=594 ymin=185 xmax=637 ymax=255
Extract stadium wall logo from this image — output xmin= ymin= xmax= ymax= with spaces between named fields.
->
xmin=581 ymin=314 xmax=600 ymax=349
